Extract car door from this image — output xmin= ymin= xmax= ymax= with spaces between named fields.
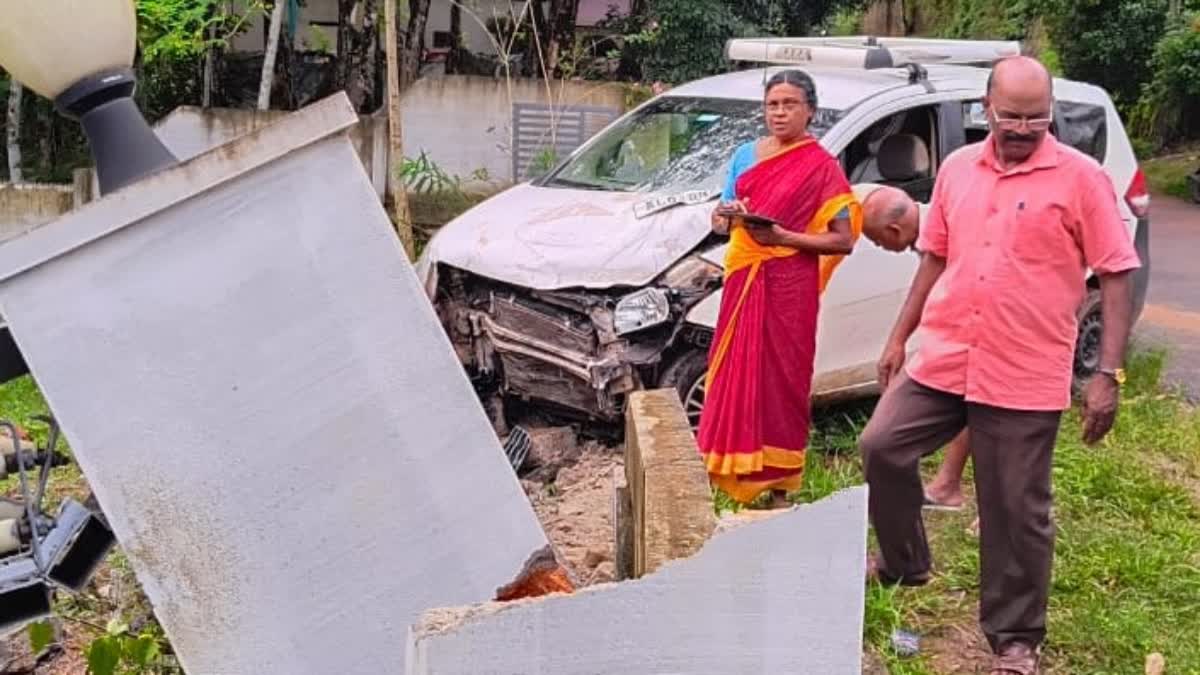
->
xmin=810 ymin=95 xmax=967 ymax=400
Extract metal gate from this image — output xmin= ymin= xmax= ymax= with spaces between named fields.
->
xmin=511 ymin=102 xmax=620 ymax=181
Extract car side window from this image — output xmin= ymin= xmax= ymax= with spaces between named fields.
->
xmin=963 ymin=101 xmax=990 ymax=145
xmin=1053 ymin=100 xmax=1108 ymax=163
xmin=841 ymin=104 xmax=939 ymax=203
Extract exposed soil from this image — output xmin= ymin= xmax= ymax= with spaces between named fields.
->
xmin=517 ymin=426 xmax=622 ymax=588
xmin=920 ymin=623 xmax=997 ymax=675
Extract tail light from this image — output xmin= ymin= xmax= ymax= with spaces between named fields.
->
xmin=1125 ymin=167 xmax=1150 ymax=219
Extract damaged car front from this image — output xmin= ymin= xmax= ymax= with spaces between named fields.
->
xmin=416 ymin=95 xmax=840 ymax=428
xmin=430 ymin=251 xmax=723 ymax=426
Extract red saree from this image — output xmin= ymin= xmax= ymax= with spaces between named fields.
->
xmin=697 ymin=139 xmax=861 ymax=505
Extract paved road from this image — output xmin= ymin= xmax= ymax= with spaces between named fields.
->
xmin=1136 ymin=194 xmax=1200 ymax=399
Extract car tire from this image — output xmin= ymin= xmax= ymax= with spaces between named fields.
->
xmin=659 ymin=349 xmax=710 ymax=433
xmin=1072 ymin=288 xmax=1103 ymax=400
xmin=1190 ymin=171 xmax=1200 ymax=204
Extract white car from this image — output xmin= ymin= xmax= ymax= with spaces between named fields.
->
xmin=416 ymin=37 xmax=1152 ymax=432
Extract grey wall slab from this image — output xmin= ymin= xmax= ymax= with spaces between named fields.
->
xmin=407 ymin=486 xmax=869 ymax=675
xmin=0 ymin=93 xmax=549 ymax=675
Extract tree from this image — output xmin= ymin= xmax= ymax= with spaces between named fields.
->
xmin=386 ymin=0 xmax=416 ymax=257
xmin=1041 ymin=0 xmax=1169 ymax=107
xmin=1131 ymin=12 xmax=1200 ymax=147
xmin=547 ymin=0 xmax=582 ymax=74
xmin=621 ymin=0 xmax=759 ymax=83
xmin=259 ymin=0 xmax=286 ymax=109
xmin=6 ymin=79 xmax=22 ymax=183
xmin=401 ymin=0 xmax=434 ymax=87
xmin=615 ymin=0 xmax=863 ymax=84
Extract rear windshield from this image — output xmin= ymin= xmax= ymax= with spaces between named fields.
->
xmin=542 ymin=96 xmax=842 ymax=194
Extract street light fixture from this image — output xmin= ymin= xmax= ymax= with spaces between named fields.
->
xmin=0 ymin=0 xmax=178 ymax=194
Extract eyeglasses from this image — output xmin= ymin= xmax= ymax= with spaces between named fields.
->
xmin=990 ymin=109 xmax=1053 ymax=132
xmin=765 ymin=99 xmax=808 ymax=113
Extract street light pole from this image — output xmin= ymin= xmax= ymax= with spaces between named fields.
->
xmin=0 ymin=1 xmax=178 ymax=196
xmin=55 ymin=69 xmax=178 ymax=195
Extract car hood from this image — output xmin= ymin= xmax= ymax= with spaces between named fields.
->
xmin=415 ymin=184 xmax=714 ymax=293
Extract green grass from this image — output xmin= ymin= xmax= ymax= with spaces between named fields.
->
xmin=718 ymin=349 xmax=1200 ymax=673
xmin=9 ymin=347 xmax=1200 ymax=672
xmin=0 ymin=375 xmax=86 ymax=511
xmin=1142 ymin=151 xmax=1198 ymax=200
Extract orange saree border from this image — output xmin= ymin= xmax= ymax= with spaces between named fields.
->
xmin=701 ymin=445 xmax=807 ymax=474
xmin=812 ymin=192 xmax=864 ymax=294
xmin=710 ymin=472 xmax=805 ymax=505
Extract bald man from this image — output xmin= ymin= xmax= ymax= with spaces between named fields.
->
xmin=858 ymin=56 xmax=1140 ymax=674
xmin=856 ymin=183 xmax=974 ymax=510
xmin=854 ymin=183 xmax=921 ymax=252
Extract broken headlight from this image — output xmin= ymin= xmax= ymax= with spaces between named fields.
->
xmin=613 ymin=288 xmax=670 ymax=336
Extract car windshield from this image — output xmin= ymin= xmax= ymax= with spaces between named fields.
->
xmin=542 ymin=96 xmax=841 ymax=194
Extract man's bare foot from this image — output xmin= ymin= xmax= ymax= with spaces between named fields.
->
xmin=769 ymin=490 xmax=791 ymax=509
xmin=922 ymin=480 xmax=965 ymax=510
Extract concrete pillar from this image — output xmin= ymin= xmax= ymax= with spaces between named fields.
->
xmin=623 ymin=389 xmax=716 ymax=577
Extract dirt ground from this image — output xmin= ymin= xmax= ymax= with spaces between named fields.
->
xmin=517 ymin=426 xmax=623 ymax=588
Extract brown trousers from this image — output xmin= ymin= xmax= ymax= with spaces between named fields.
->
xmin=860 ymin=373 xmax=1062 ymax=652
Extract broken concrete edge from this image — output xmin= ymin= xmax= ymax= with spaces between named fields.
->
xmin=714 ymin=507 xmax=796 ymax=534
xmin=408 ymin=485 xmax=869 ymax=642
xmin=0 ymin=92 xmax=359 ymax=284
xmin=493 ymin=544 xmax=576 ymax=602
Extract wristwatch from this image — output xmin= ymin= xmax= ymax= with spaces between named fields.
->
xmin=1098 ymin=367 xmax=1126 ymax=385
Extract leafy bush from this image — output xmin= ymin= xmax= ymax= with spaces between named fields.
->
xmin=620 ymin=0 xmax=760 ymax=84
xmin=1041 ymin=0 xmax=1169 ymax=108
xmin=1131 ymin=14 xmax=1200 ymax=149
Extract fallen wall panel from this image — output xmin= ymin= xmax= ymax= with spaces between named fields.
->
xmin=0 ymin=93 xmax=549 ymax=675
xmin=408 ymin=486 xmax=869 ymax=675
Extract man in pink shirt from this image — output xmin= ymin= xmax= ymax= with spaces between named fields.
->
xmin=859 ymin=57 xmax=1140 ymax=674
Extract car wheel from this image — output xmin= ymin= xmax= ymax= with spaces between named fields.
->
xmin=659 ymin=349 xmax=709 ymax=433
xmin=1072 ymin=288 xmax=1103 ymax=399
xmin=1191 ymin=172 xmax=1200 ymax=204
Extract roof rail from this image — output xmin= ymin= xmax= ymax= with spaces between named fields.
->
xmin=725 ymin=36 xmax=1021 ymax=72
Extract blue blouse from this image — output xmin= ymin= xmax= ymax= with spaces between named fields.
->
xmin=720 ymin=140 xmax=851 ymax=220
xmin=720 ymin=142 xmax=757 ymax=203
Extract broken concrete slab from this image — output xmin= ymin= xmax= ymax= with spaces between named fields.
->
xmin=624 ymin=389 xmax=716 ymax=577
xmin=0 ymin=93 xmax=549 ymax=674
xmin=406 ymin=486 xmax=870 ymax=675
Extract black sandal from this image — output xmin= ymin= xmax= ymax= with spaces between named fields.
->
xmin=865 ymin=555 xmax=932 ymax=587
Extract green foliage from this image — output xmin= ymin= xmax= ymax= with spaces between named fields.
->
xmin=910 ymin=0 xmax=1036 ymax=40
xmin=738 ymin=0 xmax=860 ymax=36
xmin=399 ymin=151 xmax=489 ymax=195
xmin=138 ymin=0 xmax=234 ymax=64
xmin=1042 ymin=0 xmax=1169 ymax=108
xmin=824 ymin=8 xmax=864 ymax=36
xmin=1130 ymin=136 xmax=1157 ymax=161
xmin=86 ymin=619 xmax=167 ymax=675
xmin=621 ymin=0 xmax=759 ymax=84
xmin=1142 ymin=151 xmax=1199 ymax=200
xmin=1130 ymin=14 xmax=1200 ymax=149
xmin=527 ymin=147 xmax=560 ymax=177
xmin=28 ymin=621 xmax=57 ymax=655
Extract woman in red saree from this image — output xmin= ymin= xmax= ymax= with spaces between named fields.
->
xmin=699 ymin=70 xmax=863 ymax=507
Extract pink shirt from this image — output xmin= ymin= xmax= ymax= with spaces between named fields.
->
xmin=909 ymin=134 xmax=1141 ymax=411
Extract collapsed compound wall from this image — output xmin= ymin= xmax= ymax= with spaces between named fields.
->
xmin=406 ymin=486 xmax=869 ymax=674
xmin=406 ymin=389 xmax=869 ymax=674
